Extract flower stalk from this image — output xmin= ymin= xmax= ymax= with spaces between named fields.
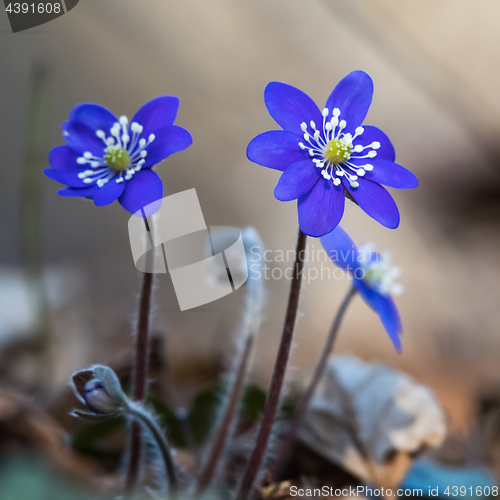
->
xmin=71 ymin=364 xmax=178 ymax=492
xmin=270 ymin=284 xmax=357 ymax=479
xmin=196 ymin=229 xmax=264 ymax=493
xmin=127 ymin=403 xmax=178 ymax=490
xmin=238 ymin=229 xmax=307 ymax=500
xmin=126 ymin=218 xmax=155 ymax=493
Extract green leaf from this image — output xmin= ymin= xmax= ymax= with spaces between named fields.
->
xmin=188 ymin=380 xmax=226 ymax=444
xmin=71 ymin=416 xmax=125 ymax=462
xmin=147 ymin=392 xmax=187 ymax=448
xmin=239 ymin=383 xmax=266 ymax=420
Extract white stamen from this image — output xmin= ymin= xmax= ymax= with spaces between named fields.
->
xmin=119 ymin=116 xmax=129 ymax=127
xmin=322 ymin=108 xmax=329 ymax=117
xmin=357 ymin=243 xmax=404 ymax=296
xmin=300 ymin=122 xmax=308 ymax=132
xmin=96 ymin=130 xmax=106 ymax=139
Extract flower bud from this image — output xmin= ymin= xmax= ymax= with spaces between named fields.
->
xmin=71 ymin=364 xmax=128 ymax=419
xmin=84 ymin=378 xmax=121 ymax=414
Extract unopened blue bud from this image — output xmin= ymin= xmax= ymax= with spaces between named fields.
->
xmin=84 ymin=378 xmax=122 ymax=414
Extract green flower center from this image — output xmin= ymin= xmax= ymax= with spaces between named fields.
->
xmin=104 ymin=146 xmax=131 ymax=171
xmin=324 ymin=139 xmax=352 ymax=164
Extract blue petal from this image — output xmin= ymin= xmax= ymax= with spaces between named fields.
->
xmin=359 ymin=159 xmax=419 ymax=189
xmin=247 ymin=130 xmax=306 ymax=171
xmin=264 ymin=82 xmax=324 ymax=136
xmin=69 ymin=103 xmax=117 ymax=132
xmin=351 ymin=126 xmax=395 ymax=162
xmin=119 ymin=169 xmax=163 ymax=216
xmin=58 ymin=185 xmax=101 ymax=197
xmin=44 ymin=168 xmax=89 ymax=188
xmin=142 ymin=125 xmax=192 ymax=167
xmin=354 ymin=278 xmax=402 ymax=352
xmin=320 ymin=226 xmax=359 ymax=272
xmin=131 ymin=96 xmax=180 ymax=138
xmin=297 ymin=179 xmax=345 ymax=237
xmin=93 ymin=179 xmax=126 ymax=206
xmin=63 ymin=121 xmax=105 ymax=156
xmin=274 ymin=160 xmax=320 ymax=201
xmin=325 ymin=71 xmax=373 ymax=135
xmin=49 ymin=145 xmax=80 ymax=171
xmin=344 ymin=178 xmax=400 ymax=229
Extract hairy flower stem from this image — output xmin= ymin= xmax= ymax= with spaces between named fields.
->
xmin=270 ymin=284 xmax=357 ymax=479
xmin=238 ymin=229 xmax=307 ymax=500
xmin=196 ymin=334 xmax=254 ymax=494
xmin=196 ymin=229 xmax=265 ymax=494
xmin=125 ymin=220 xmax=154 ymax=493
xmin=128 ymin=404 xmax=178 ymax=491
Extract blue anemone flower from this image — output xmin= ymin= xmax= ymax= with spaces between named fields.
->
xmin=45 ymin=96 xmax=192 ymax=214
xmin=247 ymin=71 xmax=418 ymax=237
xmin=321 ymin=225 xmax=404 ymax=352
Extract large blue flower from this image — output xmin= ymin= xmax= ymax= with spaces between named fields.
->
xmin=247 ymin=71 xmax=418 ymax=237
xmin=321 ymin=225 xmax=403 ymax=352
xmin=45 ymin=96 xmax=192 ymax=214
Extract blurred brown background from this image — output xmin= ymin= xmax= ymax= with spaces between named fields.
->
xmin=1 ymin=0 xmax=500 ymax=433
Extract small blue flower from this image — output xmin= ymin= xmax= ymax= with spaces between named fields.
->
xmin=45 ymin=96 xmax=192 ymax=214
xmin=247 ymin=71 xmax=418 ymax=237
xmin=321 ymin=225 xmax=404 ymax=351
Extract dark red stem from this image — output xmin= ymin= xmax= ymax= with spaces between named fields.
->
xmin=270 ymin=284 xmax=357 ymax=479
xmin=125 ymin=263 xmax=154 ymax=492
xmin=237 ymin=229 xmax=307 ymax=499
xmin=196 ymin=334 xmax=254 ymax=493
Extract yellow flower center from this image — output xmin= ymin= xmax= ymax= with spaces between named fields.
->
xmin=324 ymin=139 xmax=352 ymax=164
xmin=104 ymin=145 xmax=131 ymax=171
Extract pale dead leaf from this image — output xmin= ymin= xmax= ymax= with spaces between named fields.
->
xmin=298 ymin=355 xmax=447 ymax=489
